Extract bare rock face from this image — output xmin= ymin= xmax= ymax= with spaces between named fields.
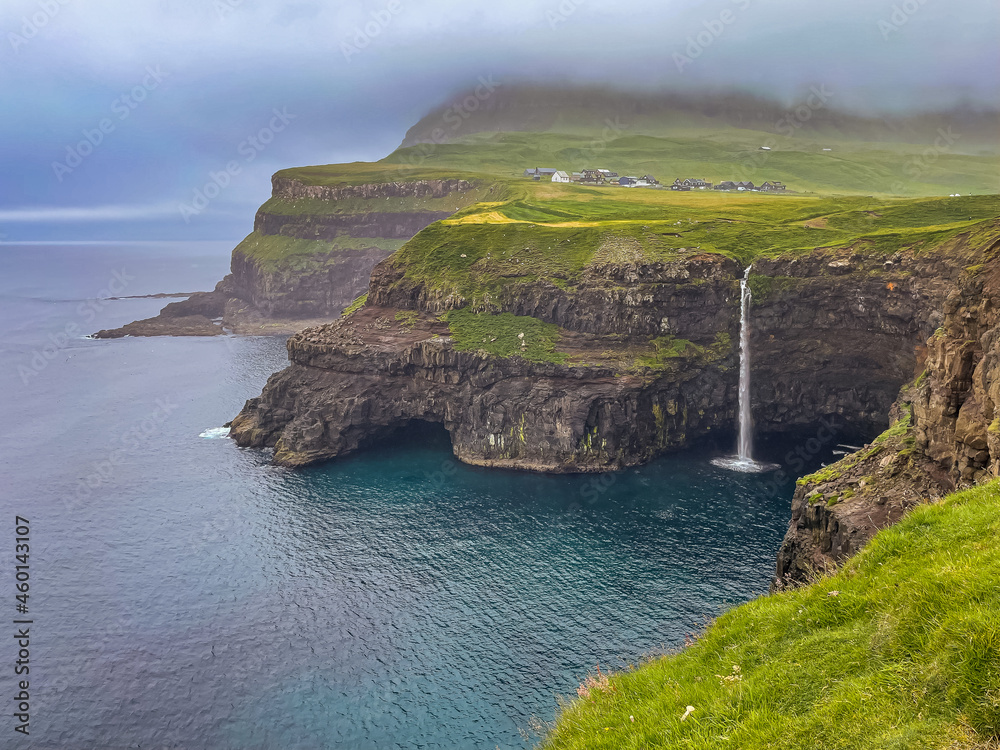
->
xmin=913 ymin=257 xmax=1000 ymax=482
xmin=775 ymin=233 xmax=1000 ymax=586
xmin=773 ymin=388 xmax=954 ymax=588
xmin=230 ymin=306 xmax=734 ymax=471
xmin=232 ymin=233 xmax=1000 ymax=475
xmin=94 ymin=177 xmax=479 ymax=337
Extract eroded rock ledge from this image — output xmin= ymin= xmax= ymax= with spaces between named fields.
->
xmin=95 ymin=176 xmax=479 ymax=338
xmin=775 ymin=235 xmax=1000 ymax=586
xmin=231 ymin=231 xmax=998 ymax=476
xmin=229 ymin=305 xmax=734 ymax=471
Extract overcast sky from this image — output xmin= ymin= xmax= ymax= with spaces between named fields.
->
xmin=1 ymin=0 xmax=997 ymax=241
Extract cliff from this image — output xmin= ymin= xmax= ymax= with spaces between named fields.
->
xmin=231 ymin=189 xmax=1000 ymax=477
xmin=94 ymin=174 xmax=486 ymax=338
xmin=775 ymin=229 xmax=1000 ymax=585
xmin=230 ymin=255 xmax=741 ymax=471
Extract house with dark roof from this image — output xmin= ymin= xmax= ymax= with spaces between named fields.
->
xmin=581 ymin=169 xmax=605 ymax=183
xmin=714 ymin=181 xmax=737 ymax=191
xmin=619 ymin=176 xmax=639 ymax=187
xmin=523 ymin=168 xmax=559 ymax=180
xmin=759 ymin=181 xmax=787 ymax=191
xmin=735 ymin=181 xmax=756 ymax=191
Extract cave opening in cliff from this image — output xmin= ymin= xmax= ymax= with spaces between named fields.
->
xmin=358 ymin=419 xmax=453 ymax=455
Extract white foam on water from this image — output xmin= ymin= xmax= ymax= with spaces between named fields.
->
xmin=199 ymin=427 xmax=231 ymax=439
xmin=710 ymin=456 xmax=781 ymax=473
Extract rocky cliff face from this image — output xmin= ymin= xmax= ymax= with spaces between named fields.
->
xmin=230 ymin=304 xmax=735 ymax=471
xmin=231 ymin=229 xmax=999 ymax=474
xmin=230 ymin=253 xmax=744 ymax=470
xmin=94 ymin=177 xmax=479 ymax=337
xmin=775 ymin=230 xmax=1000 ymax=585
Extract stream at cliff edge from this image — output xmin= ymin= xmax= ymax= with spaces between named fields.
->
xmin=1 ymin=242 xmax=819 ymax=749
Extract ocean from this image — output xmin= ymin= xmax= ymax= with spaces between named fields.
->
xmin=1 ymin=241 xmax=811 ymax=749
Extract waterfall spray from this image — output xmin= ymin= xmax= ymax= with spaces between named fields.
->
xmin=737 ymin=266 xmax=753 ymax=461
xmin=712 ymin=266 xmax=777 ymax=473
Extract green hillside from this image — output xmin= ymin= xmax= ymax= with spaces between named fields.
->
xmin=381 ymin=189 xmax=1000 ymax=307
xmin=539 ymin=480 xmax=1000 ymax=750
xmin=278 ymin=127 xmax=999 ymax=199
xmin=400 ymin=86 xmax=1000 ymax=154
xmin=381 ymin=131 xmax=1000 ymax=197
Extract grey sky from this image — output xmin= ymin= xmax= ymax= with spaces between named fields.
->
xmin=1 ymin=0 xmax=996 ymax=240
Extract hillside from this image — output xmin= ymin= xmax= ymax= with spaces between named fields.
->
xmin=400 ymin=85 xmax=1000 ymax=153
xmin=539 ymin=480 xmax=1000 ymax=749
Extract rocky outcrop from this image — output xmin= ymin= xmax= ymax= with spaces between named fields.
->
xmin=229 ymin=305 xmax=735 ymax=471
xmin=775 ymin=234 xmax=1000 ymax=585
xmin=270 ymin=177 xmax=473 ymax=202
xmin=773 ymin=396 xmax=954 ymax=587
xmin=96 ymin=176 xmax=479 ymax=337
xmin=232 ymin=229 xmax=1000 ymax=473
xmin=229 ymin=246 xmax=390 ymax=318
xmin=253 ymin=211 xmax=454 ymax=241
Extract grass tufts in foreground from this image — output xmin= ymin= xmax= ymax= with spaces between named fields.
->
xmin=540 ymin=481 xmax=1000 ymax=749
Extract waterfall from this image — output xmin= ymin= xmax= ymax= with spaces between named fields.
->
xmin=711 ymin=266 xmax=777 ymax=473
xmin=737 ymin=266 xmax=753 ymax=461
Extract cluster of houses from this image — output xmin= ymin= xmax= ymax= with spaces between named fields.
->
xmin=523 ymin=168 xmax=786 ymax=192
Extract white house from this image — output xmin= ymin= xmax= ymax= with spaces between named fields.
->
xmin=551 ymin=171 xmax=571 ymax=183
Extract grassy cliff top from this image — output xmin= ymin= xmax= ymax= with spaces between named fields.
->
xmin=540 ymin=480 xmax=1000 ymax=749
xmin=261 ymin=128 xmax=998 ymax=276
xmin=383 ymin=190 xmax=1000 ymax=304
xmin=278 ymin=130 xmax=1000 ymax=197
xmin=232 ymin=232 xmax=407 ymax=272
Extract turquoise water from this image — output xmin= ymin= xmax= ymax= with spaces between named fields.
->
xmin=1 ymin=243 xmax=809 ymax=749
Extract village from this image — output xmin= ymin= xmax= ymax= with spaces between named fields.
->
xmin=523 ymin=167 xmax=787 ymax=192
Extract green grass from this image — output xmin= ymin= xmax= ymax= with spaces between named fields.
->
xmin=796 ymin=413 xmax=914 ymax=488
xmin=233 ymin=232 xmax=406 ymax=272
xmin=253 ymin=129 xmax=999 ymax=276
xmin=394 ymin=310 xmax=418 ymax=329
xmin=378 ymin=130 xmax=1000 ymax=197
xmin=540 ymin=481 xmax=1000 ymax=749
xmin=257 ymin=182 xmax=499 ymax=217
xmin=633 ymin=333 xmax=732 ymax=372
xmin=341 ymin=293 xmax=367 ymax=316
xmin=443 ymin=308 xmax=568 ymax=364
xmin=383 ymin=190 xmax=1000 ymax=302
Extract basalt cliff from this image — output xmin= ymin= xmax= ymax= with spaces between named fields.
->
xmin=231 ymin=206 xmax=1000 ymax=561
xmin=775 ymin=237 xmax=1000 ymax=585
xmin=94 ymin=174 xmax=483 ymax=337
